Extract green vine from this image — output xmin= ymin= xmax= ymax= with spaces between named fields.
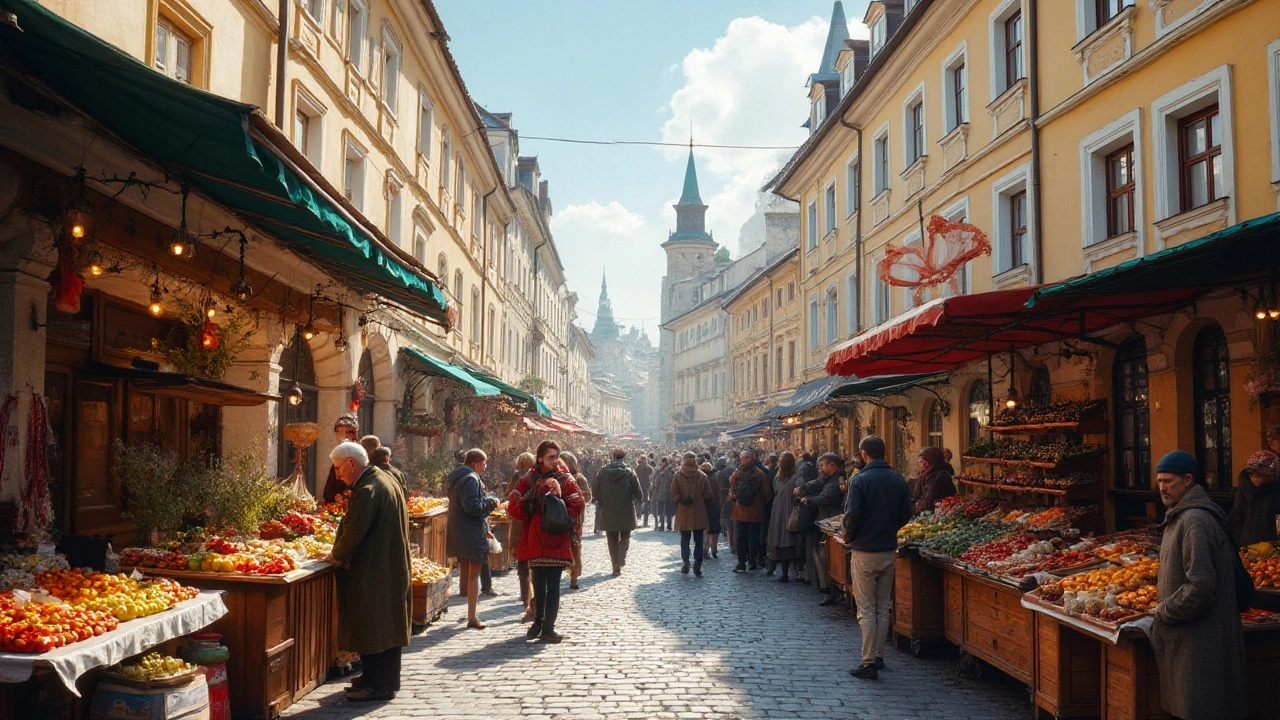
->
xmin=160 ymin=298 xmax=255 ymax=380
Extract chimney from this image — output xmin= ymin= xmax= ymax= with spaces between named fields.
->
xmin=539 ymin=180 xmax=552 ymax=218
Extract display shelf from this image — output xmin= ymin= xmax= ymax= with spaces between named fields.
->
xmin=956 ymin=477 xmax=1097 ymax=497
xmin=962 ymin=455 xmax=1102 ymax=470
xmin=984 ymin=418 xmax=1108 ymax=435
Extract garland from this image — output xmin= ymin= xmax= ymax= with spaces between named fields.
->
xmin=18 ymin=394 xmax=53 ymax=539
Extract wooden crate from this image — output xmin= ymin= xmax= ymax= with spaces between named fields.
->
xmin=1034 ymin=612 xmax=1102 ymax=718
xmin=826 ymin=534 xmax=850 ymax=590
xmin=1101 ymin=632 xmax=1168 ymax=720
xmin=411 ymin=576 xmax=452 ymax=626
xmin=893 ymin=547 xmax=945 ymax=651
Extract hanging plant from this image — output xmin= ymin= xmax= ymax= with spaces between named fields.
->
xmin=160 ymin=298 xmax=254 ymax=380
xmin=397 ymin=407 xmax=445 ymax=437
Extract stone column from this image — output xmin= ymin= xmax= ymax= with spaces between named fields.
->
xmin=221 ymin=323 xmax=283 ymax=472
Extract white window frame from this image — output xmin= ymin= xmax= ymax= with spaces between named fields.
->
xmin=1074 ymin=0 xmax=1135 ymax=41
xmin=154 ymin=17 xmax=195 ymax=85
xmin=845 ymin=154 xmax=861 ymax=218
xmin=342 ymin=137 xmax=367 ymax=211
xmin=808 ymin=298 xmax=820 ymax=349
xmin=303 ymin=0 xmax=324 ymax=24
xmin=346 ymin=0 xmax=367 ymax=72
xmin=1079 ymin=109 xmax=1144 ymax=252
xmin=440 ymin=128 xmax=453 ymax=189
xmin=902 ymin=83 xmax=927 ymax=167
xmin=824 ymin=180 xmax=838 ymax=234
xmin=870 ymin=16 xmax=887 ymax=56
xmin=292 ymin=86 xmax=326 ymax=168
xmin=380 ymin=27 xmax=401 ymax=114
xmin=412 ymin=220 xmax=429 ymax=264
xmin=811 ymin=93 xmax=827 ymax=133
xmin=991 ymin=163 xmax=1032 ymax=274
xmin=806 ymin=199 xmax=819 ymax=250
xmin=840 ymin=60 xmax=856 ymax=97
xmin=1150 ymin=64 xmax=1235 ymax=231
xmin=385 ymin=172 xmax=403 ymax=245
xmin=1267 ymin=39 xmax=1280 ymax=187
xmin=872 ymin=124 xmax=891 ymax=195
xmin=824 ymin=285 xmax=839 ymax=345
xmin=941 ymin=41 xmax=969 ymax=134
xmin=942 ymin=198 xmax=972 ymax=295
xmin=874 ymin=265 xmax=891 ymax=325
xmin=989 ymin=0 xmax=1025 ymax=101
xmin=901 ymin=228 xmax=923 ymax=310
xmin=845 ymin=272 xmax=859 ymax=336
xmin=328 ymin=0 xmax=344 ymax=39
xmin=416 ymin=89 xmax=434 ymax=160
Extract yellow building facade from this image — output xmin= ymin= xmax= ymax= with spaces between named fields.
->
xmin=776 ymin=0 xmax=1280 ymax=525
xmin=724 ymin=250 xmax=803 ymax=424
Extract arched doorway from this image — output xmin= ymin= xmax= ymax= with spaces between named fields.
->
xmin=1193 ymin=324 xmax=1231 ymax=491
xmin=277 ymin=332 xmax=319 ymax=487
xmin=356 ymin=349 xmax=377 ymax=438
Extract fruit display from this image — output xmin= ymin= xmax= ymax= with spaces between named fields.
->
xmin=407 ymin=496 xmax=448 ymax=516
xmin=1036 ymin=557 xmax=1159 ymax=623
xmin=110 ymin=652 xmax=198 ymax=682
xmin=1242 ymin=608 xmax=1280 ymax=627
xmin=921 ymin=522 xmax=1011 ymax=557
xmin=957 ymin=533 xmax=1035 ymax=567
xmin=1091 ymin=530 xmax=1162 ymax=562
xmin=0 ymin=552 xmax=71 ymax=591
xmin=33 ymin=570 xmax=199 ymax=622
xmin=410 ymin=558 xmax=450 ymax=585
xmin=989 ymin=399 xmax=1106 ymax=427
xmin=1242 ymin=541 xmax=1280 ymax=589
xmin=319 ymin=496 xmax=348 ymax=521
xmin=960 ymin=472 xmax=1098 ymax=491
xmin=933 ymin=494 xmax=999 ymax=520
xmin=490 ymin=501 xmax=509 ymax=521
xmin=898 ymin=515 xmax=956 ymax=543
xmin=1023 ymin=506 xmax=1092 ymax=530
xmin=0 ymin=591 xmax=120 ymax=653
xmin=965 ymin=439 xmax=1106 ymax=465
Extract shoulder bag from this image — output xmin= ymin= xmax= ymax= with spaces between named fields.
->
xmin=541 ymin=492 xmax=574 ymax=535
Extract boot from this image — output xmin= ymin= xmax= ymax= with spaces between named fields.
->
xmin=693 ymin=561 xmax=702 ymax=577
xmin=526 ymin=621 xmax=543 ymax=640
xmin=681 ymin=561 xmax=690 ymax=574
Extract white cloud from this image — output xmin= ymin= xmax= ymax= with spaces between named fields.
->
xmin=551 ymin=201 xmax=665 ymax=331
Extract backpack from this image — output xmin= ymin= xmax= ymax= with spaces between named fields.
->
xmin=734 ymin=468 xmax=760 ymax=506
xmin=1212 ymin=513 xmax=1255 ymax=612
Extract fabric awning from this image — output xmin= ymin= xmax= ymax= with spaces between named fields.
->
xmin=84 ymin=362 xmax=276 ymax=406
xmin=0 ymin=0 xmax=449 ymax=324
xmin=540 ymin=417 xmax=601 ymax=436
xmin=523 ymin=416 xmax=554 ymax=432
xmin=765 ymin=373 xmax=945 ymax=417
xmin=725 ymin=421 xmax=781 ymax=438
xmin=457 ymin=368 xmax=551 ymax=416
xmin=399 ymin=349 xmax=499 ymax=397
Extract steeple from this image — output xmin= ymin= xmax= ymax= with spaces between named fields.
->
xmin=666 ymin=149 xmax=716 ymax=246
xmin=591 ymin=269 xmax=619 ymax=342
xmin=677 ymin=149 xmax=703 ymax=207
xmin=811 ymin=2 xmax=850 ymax=85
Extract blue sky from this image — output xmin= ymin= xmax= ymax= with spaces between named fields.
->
xmin=435 ymin=1 xmax=870 ymax=331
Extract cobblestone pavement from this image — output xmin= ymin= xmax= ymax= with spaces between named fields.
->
xmin=284 ymin=516 xmax=1029 ymax=720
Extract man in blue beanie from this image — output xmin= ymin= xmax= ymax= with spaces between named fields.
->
xmin=1149 ymin=450 xmax=1246 ymax=719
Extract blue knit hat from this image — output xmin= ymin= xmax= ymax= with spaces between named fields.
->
xmin=1155 ymin=450 xmax=1199 ymax=480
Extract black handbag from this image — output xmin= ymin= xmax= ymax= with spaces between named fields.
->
xmin=541 ymin=492 xmax=574 ymax=535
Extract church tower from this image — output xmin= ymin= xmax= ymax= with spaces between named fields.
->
xmin=591 ymin=271 xmax=620 ymax=343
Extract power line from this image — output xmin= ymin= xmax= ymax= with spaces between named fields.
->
xmin=520 ymin=135 xmax=799 ymax=151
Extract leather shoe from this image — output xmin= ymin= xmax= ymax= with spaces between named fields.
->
xmin=849 ymin=664 xmax=877 ymax=680
xmin=539 ymin=631 xmax=564 ymax=643
xmin=681 ymin=562 xmax=690 ymax=574
xmin=345 ymin=688 xmax=395 ymax=702
xmin=526 ymin=623 xmax=543 ymax=640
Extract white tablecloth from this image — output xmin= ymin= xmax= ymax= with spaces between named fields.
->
xmin=1020 ymin=594 xmax=1153 ymax=645
xmin=0 ymin=590 xmax=227 ymax=694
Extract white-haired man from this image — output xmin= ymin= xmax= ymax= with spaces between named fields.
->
xmin=325 ymin=441 xmax=411 ymax=702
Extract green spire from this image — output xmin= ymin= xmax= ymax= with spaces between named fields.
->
xmin=677 ymin=150 xmax=703 ymax=207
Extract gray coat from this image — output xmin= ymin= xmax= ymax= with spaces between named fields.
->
xmin=444 ymin=465 xmax=497 ymax=563
xmin=592 ymin=460 xmax=643 ymax=532
xmin=767 ymin=472 xmax=804 ymax=549
xmin=332 ymin=466 xmax=411 ymax=655
xmin=1151 ymin=484 xmax=1248 ymax=720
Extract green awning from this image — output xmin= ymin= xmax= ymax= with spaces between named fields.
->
xmin=400 ymin=349 xmax=499 ymax=397
xmin=456 ymin=367 xmax=551 ymax=416
xmin=1027 ymin=212 xmax=1280 ymax=308
xmin=0 ymin=0 xmax=448 ymax=323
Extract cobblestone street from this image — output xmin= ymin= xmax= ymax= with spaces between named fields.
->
xmin=284 ymin=516 xmax=1029 ymax=720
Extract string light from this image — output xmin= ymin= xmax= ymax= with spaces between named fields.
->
xmin=65 ymin=168 xmax=91 ymax=240
xmin=86 ymin=248 xmax=104 ymax=277
xmin=148 ymin=275 xmax=164 ymax=317
xmin=168 ymin=184 xmax=195 ymax=258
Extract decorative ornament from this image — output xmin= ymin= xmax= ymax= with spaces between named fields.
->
xmin=199 ymin=321 xmax=221 ymax=350
xmin=349 ymin=378 xmax=366 ymax=412
xmin=53 ymin=240 xmax=85 ymax=313
xmin=18 ymin=393 xmax=54 ymax=539
xmin=877 ymin=215 xmax=992 ymax=306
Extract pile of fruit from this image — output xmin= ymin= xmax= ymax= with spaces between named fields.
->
xmin=410 ymin=558 xmax=449 ymax=585
xmin=1242 ymin=608 xmax=1280 ymax=627
xmin=0 ymin=552 xmax=71 ymax=591
xmin=1023 ymin=506 xmax=1092 ymax=530
xmin=0 ymin=592 xmax=121 ymax=652
xmin=33 ymin=570 xmax=198 ymax=622
xmin=1242 ymin=542 xmax=1280 ymax=589
xmin=921 ymin=522 xmax=1011 ymax=557
xmin=490 ymin=501 xmax=509 ymax=521
xmin=110 ymin=652 xmax=198 ymax=682
xmin=965 ymin=439 xmax=1106 ymax=465
xmin=1036 ymin=557 xmax=1159 ymax=622
xmin=1091 ymin=531 xmax=1161 ymax=562
xmin=960 ymin=472 xmax=1098 ymax=490
xmin=933 ymin=494 xmax=999 ymax=520
xmin=898 ymin=516 xmax=955 ymax=543
xmin=258 ymin=512 xmax=322 ymax=540
xmin=958 ymin=533 xmax=1035 ymax=567
xmin=407 ymin=496 xmax=448 ymax=516
xmin=319 ymin=496 xmax=348 ymax=521
xmin=989 ymin=399 xmax=1106 ymax=427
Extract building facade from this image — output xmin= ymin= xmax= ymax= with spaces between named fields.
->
xmin=724 ymin=249 xmax=803 ymax=424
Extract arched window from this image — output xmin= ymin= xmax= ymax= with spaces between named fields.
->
xmin=927 ymin=400 xmax=944 ymax=448
xmin=437 ymin=253 xmax=448 ymax=282
xmin=357 ymin=349 xmax=376 ymax=436
xmin=1028 ymin=366 xmax=1052 ymax=407
xmin=967 ymin=380 xmax=990 ymax=446
xmin=1113 ymin=336 xmax=1150 ymax=490
xmin=1193 ymin=325 xmax=1231 ymax=490
xmin=276 ymin=334 xmax=318 ymax=487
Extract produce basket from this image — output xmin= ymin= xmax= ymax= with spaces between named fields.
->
xmin=101 ymin=665 xmax=206 ymax=690
xmin=411 ymin=575 xmax=451 ymax=625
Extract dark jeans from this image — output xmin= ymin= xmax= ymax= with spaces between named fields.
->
xmin=606 ymin=530 xmax=631 ymax=570
xmin=531 ymin=566 xmax=563 ymax=632
xmin=680 ymin=530 xmax=705 ymax=566
xmin=360 ymin=646 xmax=402 ymax=692
xmin=480 ymin=560 xmax=492 ymax=593
xmin=736 ymin=521 xmax=762 ymax=567
xmin=517 ymin=560 xmax=530 ymax=607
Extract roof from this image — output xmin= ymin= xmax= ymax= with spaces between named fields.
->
xmin=809 ymin=1 xmax=850 ymax=86
xmin=677 ymin=150 xmax=704 ymax=207
xmin=720 ymin=249 xmax=800 ymax=309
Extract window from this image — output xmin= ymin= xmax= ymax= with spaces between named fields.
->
xmin=416 ymin=92 xmax=433 ymax=159
xmin=824 ymin=287 xmax=838 ymax=344
xmin=453 ymin=269 xmax=463 ymax=310
xmin=788 ymin=282 xmax=795 ymax=302
xmin=293 ymin=89 xmax=324 ymax=166
xmin=487 ymin=306 xmax=496 ymax=358
xmin=824 ymin=182 xmax=837 ymax=234
xmin=875 ymin=272 xmax=890 ymax=324
xmin=1009 ymin=190 xmax=1028 ymax=268
xmin=1028 ymin=366 xmax=1052 ymax=406
xmin=470 ymin=287 xmax=481 ymax=339
xmin=1004 ymin=10 xmax=1024 ymax=91
xmin=776 ymin=346 xmax=783 ymax=386
xmin=846 ymin=273 xmax=858 ymax=336
xmin=412 ymin=223 xmax=428 ymax=264
xmin=385 ymin=177 xmax=403 ymax=244
xmin=342 ymin=139 xmax=366 ymax=211
xmin=1193 ymin=325 xmax=1231 ymax=491
xmin=380 ymin=30 xmax=401 ymax=111
xmin=776 ymin=288 xmax=784 ymax=307
xmin=154 ymin=18 xmax=194 ymax=84
xmin=347 ymin=0 xmax=367 ymax=71
xmin=845 ymin=158 xmax=860 ymax=216
xmin=437 ymin=253 xmax=448 ymax=282
xmin=1105 ymin=144 xmax=1135 ymax=238
xmin=967 ymin=381 xmax=990 ymax=446
xmin=874 ymin=133 xmax=890 ymax=194
xmin=303 ymin=0 xmax=324 ymax=23
xmin=943 ymin=200 xmax=971 ymax=294
xmin=1178 ymin=105 xmax=1222 ymax=212
xmin=806 ymin=200 xmax=818 ymax=250
xmin=788 ymin=340 xmax=797 ymax=379
xmin=1112 ymin=335 xmax=1150 ymax=490
xmin=927 ymin=401 xmax=944 ymax=448
xmin=440 ymin=129 xmax=452 ymax=189
xmin=945 ymin=61 xmax=968 ymax=133
xmin=902 ymin=231 xmax=922 ymax=309
xmin=1270 ymin=40 xmax=1280 ymax=185
xmin=908 ymin=99 xmax=925 ymax=164
xmin=870 ymin=16 xmax=887 ymax=56
xmin=456 ymin=157 xmax=467 ymax=209
xmin=1096 ymin=0 xmax=1134 ymax=27
xmin=808 ymin=299 xmax=819 ymax=349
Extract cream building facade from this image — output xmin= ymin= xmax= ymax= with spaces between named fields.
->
xmin=724 ymin=249 xmax=803 ymax=424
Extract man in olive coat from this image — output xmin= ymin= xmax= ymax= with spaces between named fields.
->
xmin=326 ymin=441 xmax=411 ymax=702
xmin=593 ymin=448 xmax=644 ymax=576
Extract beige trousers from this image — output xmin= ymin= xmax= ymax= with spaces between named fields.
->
xmin=850 ymin=550 xmax=896 ymax=666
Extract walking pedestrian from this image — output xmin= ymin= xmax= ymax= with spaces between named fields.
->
xmin=1230 ymin=449 xmax=1280 ymax=546
xmin=800 ymin=453 xmax=847 ymax=603
xmin=718 ymin=456 xmax=736 ymax=555
xmin=796 ymin=451 xmax=818 ymax=483
xmin=844 ymin=436 xmax=911 ymax=680
xmin=671 ymin=452 xmax=713 ymax=576
xmin=508 ymin=440 xmax=584 ymax=643
xmin=908 ymin=446 xmax=956 ymax=515
xmin=593 ymin=448 xmax=643 ymax=577
xmin=729 ymin=449 xmax=772 ymax=573
xmin=653 ymin=457 xmax=674 ymax=531
xmin=560 ymin=452 xmax=592 ymax=590
xmin=635 ymin=456 xmax=653 ymax=527
xmin=1150 ymin=450 xmax=1248 ymax=719
xmin=321 ymin=414 xmax=361 ymax=503
xmin=325 ymin=442 xmax=411 ymax=701
xmin=703 ymin=461 xmax=722 ymax=560
xmin=445 ymin=449 xmax=499 ymax=630
xmin=511 ymin=452 xmax=537 ymax=622
xmin=766 ymin=452 xmax=804 ymax=581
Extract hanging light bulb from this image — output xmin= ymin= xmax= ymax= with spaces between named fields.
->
xmin=86 ymin=248 xmax=105 ymax=277
xmin=1005 ymin=386 xmax=1020 ymax=409
xmin=148 ymin=276 xmax=164 ymax=317
xmin=1271 ymin=308 xmax=1280 ymax=321
xmin=286 ymin=381 xmax=304 ymax=406
xmin=334 ymin=333 xmax=350 ymax=352
xmin=205 ymin=304 xmax=217 ymax=320
xmin=65 ymin=168 xmax=91 ymax=240
xmin=168 ymin=184 xmax=195 ymax=258
xmin=302 ymin=323 xmax=316 ymax=341
xmin=1257 ymin=304 xmax=1269 ymax=321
